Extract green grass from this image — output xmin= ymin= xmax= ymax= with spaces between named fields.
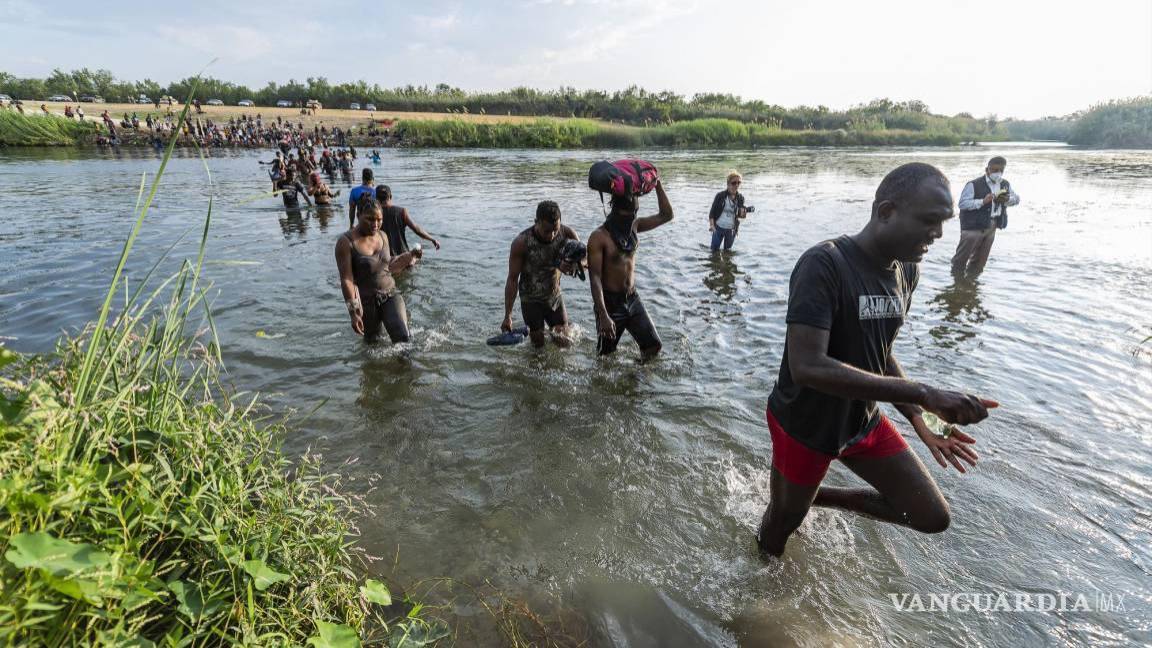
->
xmin=0 ymin=90 xmax=445 ymax=647
xmin=0 ymin=110 xmax=100 ymax=146
xmin=396 ymin=117 xmax=962 ymax=148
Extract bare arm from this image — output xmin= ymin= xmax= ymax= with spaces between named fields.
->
xmin=636 ymin=180 xmax=673 ymax=233
xmin=385 ymin=233 xmax=419 ymax=275
xmin=885 ymin=353 xmax=924 ymax=422
xmin=401 ymin=208 xmax=440 ymax=249
xmin=335 ymin=236 xmax=363 ymax=335
xmin=502 ymin=236 xmax=525 ymax=331
xmin=887 ymin=348 xmax=982 ymax=473
xmin=587 ymin=231 xmax=614 ymax=338
xmin=787 ymin=323 xmax=996 ymax=424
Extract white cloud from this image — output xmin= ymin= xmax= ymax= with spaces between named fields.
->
xmin=155 ymin=25 xmax=277 ymax=62
xmin=411 ymin=12 xmax=459 ymax=31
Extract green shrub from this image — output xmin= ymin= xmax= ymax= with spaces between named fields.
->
xmin=396 ymin=118 xmax=960 ymax=148
xmin=0 ymin=97 xmax=444 ymax=647
xmin=1068 ymin=96 xmax=1152 ymax=148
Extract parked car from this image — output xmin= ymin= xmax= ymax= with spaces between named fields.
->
xmin=206 ymin=99 xmax=224 ymax=106
xmin=305 ymin=99 xmax=322 ymax=110
xmin=349 ymin=103 xmax=361 ymax=110
xmin=79 ymin=95 xmax=104 ymax=103
xmin=0 ymin=94 xmax=12 ymax=105
xmin=365 ymin=103 xmax=377 ymax=111
xmin=137 ymin=95 xmax=152 ymax=104
xmin=47 ymin=94 xmax=73 ymax=102
xmin=275 ymin=99 xmax=293 ymax=108
xmin=238 ymin=99 xmax=254 ymax=107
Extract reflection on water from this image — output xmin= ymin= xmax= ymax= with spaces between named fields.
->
xmin=703 ymin=252 xmax=742 ymax=303
xmin=927 ymin=279 xmax=992 ymax=349
xmin=1 ymin=145 xmax=1150 ymax=646
xmin=279 ymin=207 xmax=309 ymax=237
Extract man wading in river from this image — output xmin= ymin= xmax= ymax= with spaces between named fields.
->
xmin=951 ymin=156 xmax=1020 ymax=279
xmin=587 ymin=180 xmax=673 ymax=360
xmin=348 ymin=167 xmax=376 ymax=228
xmin=501 ymin=200 xmax=580 ymax=348
xmin=757 ymin=163 xmax=998 ymax=557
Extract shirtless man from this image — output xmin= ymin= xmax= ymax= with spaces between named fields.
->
xmin=587 ymin=180 xmax=674 ymax=360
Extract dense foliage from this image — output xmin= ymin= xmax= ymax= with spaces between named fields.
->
xmin=0 ymin=107 xmax=446 ymax=646
xmin=1003 ymin=117 xmax=1076 ymax=142
xmin=396 ymin=118 xmax=961 ymax=148
xmin=5 ymin=69 xmax=1146 ymax=147
xmin=1068 ymin=96 xmax=1152 ymax=148
xmin=2 ymin=69 xmax=1006 ymax=137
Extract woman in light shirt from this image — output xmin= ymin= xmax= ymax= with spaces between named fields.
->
xmin=708 ymin=171 xmax=750 ymax=251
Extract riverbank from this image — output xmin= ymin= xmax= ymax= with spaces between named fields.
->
xmin=3 ymin=107 xmax=968 ymax=148
xmin=395 ymin=117 xmax=962 ymax=148
xmin=0 ymin=134 xmax=448 ymax=645
xmin=0 ymin=110 xmax=98 ymax=145
xmin=3 ymin=138 xmax=1151 ymax=646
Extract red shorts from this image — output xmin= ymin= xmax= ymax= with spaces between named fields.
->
xmin=767 ymin=406 xmax=909 ymax=487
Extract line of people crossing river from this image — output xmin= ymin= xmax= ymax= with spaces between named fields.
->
xmin=267 ymin=150 xmax=1015 ymax=559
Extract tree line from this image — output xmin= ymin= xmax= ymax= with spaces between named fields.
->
xmin=3 ymin=68 xmax=1146 ymax=146
xmin=1 ymin=68 xmax=1006 ymax=137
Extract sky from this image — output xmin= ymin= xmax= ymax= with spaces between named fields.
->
xmin=1 ymin=0 xmax=1149 ymax=119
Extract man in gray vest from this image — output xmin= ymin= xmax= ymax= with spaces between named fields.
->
xmin=950 ymin=156 xmax=1020 ymax=279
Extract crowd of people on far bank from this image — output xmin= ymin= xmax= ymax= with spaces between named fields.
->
xmin=266 ymin=150 xmax=1019 ymax=559
xmin=92 ymin=111 xmax=372 ymax=150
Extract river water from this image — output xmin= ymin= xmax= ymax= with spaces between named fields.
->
xmin=1 ymin=144 xmax=1149 ymax=646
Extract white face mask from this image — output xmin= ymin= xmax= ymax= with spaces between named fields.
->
xmin=987 ymin=172 xmax=1003 ymax=183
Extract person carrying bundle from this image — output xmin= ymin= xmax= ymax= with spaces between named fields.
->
xmin=586 ymin=159 xmax=673 ymax=360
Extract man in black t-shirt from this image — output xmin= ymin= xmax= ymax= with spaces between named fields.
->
xmin=757 ymin=163 xmax=998 ymax=558
xmin=276 ymin=169 xmax=312 ymax=210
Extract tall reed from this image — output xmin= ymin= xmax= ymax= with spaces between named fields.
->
xmin=0 ymin=85 xmax=444 ymax=647
xmin=0 ymin=110 xmax=99 ymax=146
xmin=395 ymin=118 xmax=961 ymax=148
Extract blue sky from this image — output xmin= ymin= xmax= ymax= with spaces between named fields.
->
xmin=1 ymin=0 xmax=1149 ymax=118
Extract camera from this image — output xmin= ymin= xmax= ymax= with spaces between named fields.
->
xmin=744 ymin=205 xmax=756 ymax=213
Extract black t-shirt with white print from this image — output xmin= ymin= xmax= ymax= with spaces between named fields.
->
xmin=768 ymin=235 xmax=919 ymax=456
xmin=279 ymin=180 xmax=307 ymax=208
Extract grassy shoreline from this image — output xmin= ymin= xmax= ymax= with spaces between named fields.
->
xmin=0 ymin=96 xmax=447 ymax=646
xmin=0 ymin=110 xmax=100 ymax=146
xmin=396 ymin=117 xmax=964 ymax=148
xmin=1 ymin=108 xmax=971 ymax=148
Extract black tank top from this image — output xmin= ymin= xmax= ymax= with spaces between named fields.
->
xmin=517 ymin=226 xmax=565 ymax=303
xmin=381 ymin=206 xmax=410 ymax=256
xmin=344 ymin=231 xmax=395 ymax=295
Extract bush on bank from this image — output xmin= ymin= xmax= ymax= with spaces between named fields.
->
xmin=1068 ymin=96 xmax=1152 ymax=148
xmin=396 ymin=117 xmax=962 ymax=148
xmin=0 ymin=100 xmax=446 ymax=646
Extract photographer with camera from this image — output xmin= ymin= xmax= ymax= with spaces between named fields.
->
xmin=708 ymin=171 xmax=754 ymax=251
xmin=501 ymin=201 xmax=582 ymax=349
